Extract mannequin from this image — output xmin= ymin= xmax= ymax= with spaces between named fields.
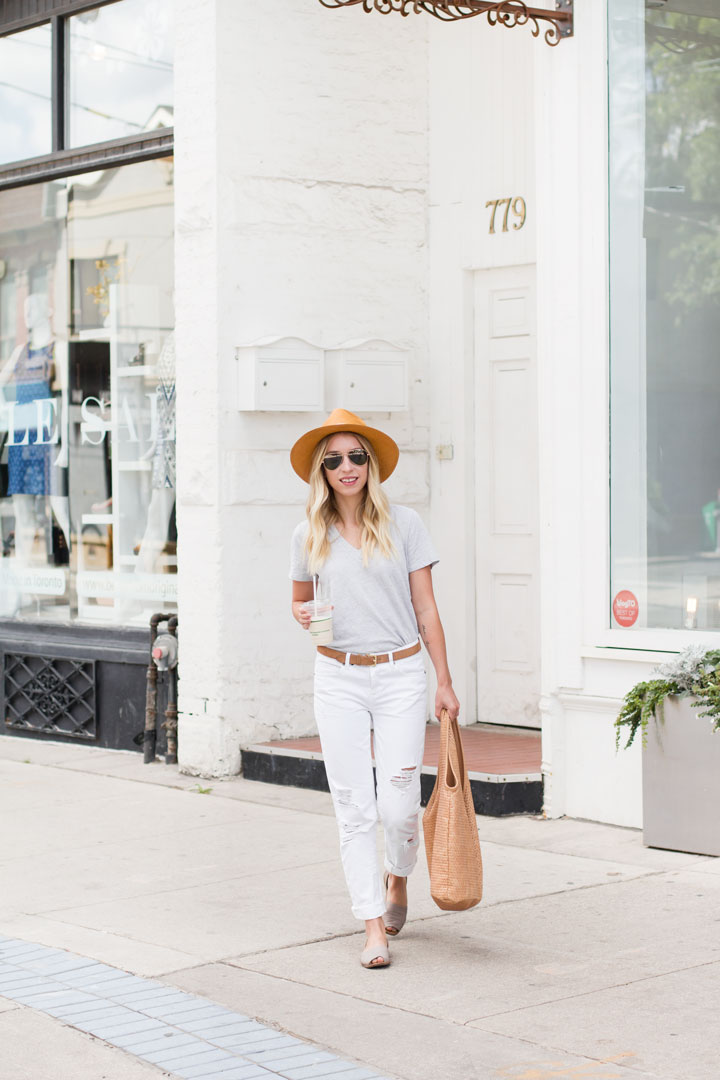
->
xmin=0 ymin=293 xmax=69 ymax=567
xmin=135 ymin=331 xmax=176 ymax=574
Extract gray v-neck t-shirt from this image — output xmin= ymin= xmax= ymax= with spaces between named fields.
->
xmin=289 ymin=504 xmax=439 ymax=653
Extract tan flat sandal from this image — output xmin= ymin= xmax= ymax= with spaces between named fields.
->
xmin=360 ymin=942 xmax=391 ymax=969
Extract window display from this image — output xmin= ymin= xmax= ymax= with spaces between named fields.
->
xmin=0 ymin=157 xmax=175 ymax=625
xmin=609 ymin=1 xmax=720 ymax=631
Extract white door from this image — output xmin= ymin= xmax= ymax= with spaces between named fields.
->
xmin=474 ymin=265 xmax=540 ymax=728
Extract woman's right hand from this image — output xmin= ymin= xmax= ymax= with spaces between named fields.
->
xmin=292 ymin=601 xmax=312 ymax=630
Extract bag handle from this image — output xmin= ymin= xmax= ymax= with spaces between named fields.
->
xmin=439 ymin=707 xmax=467 ymax=791
xmin=437 ymin=705 xmax=451 ymax=790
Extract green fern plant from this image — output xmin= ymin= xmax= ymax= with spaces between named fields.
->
xmin=615 ymin=647 xmax=720 ymax=750
xmin=614 ymin=678 xmax=680 ymax=749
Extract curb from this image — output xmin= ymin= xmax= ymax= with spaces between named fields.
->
xmin=241 ymin=746 xmax=543 ymax=816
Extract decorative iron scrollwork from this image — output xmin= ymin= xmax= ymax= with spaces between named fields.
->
xmin=318 ymin=0 xmax=573 ymax=46
xmin=646 ymin=21 xmax=720 ymax=59
xmin=4 ymin=654 xmax=96 ymax=739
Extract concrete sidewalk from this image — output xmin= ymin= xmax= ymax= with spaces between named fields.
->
xmin=0 ymin=738 xmax=718 ymax=1080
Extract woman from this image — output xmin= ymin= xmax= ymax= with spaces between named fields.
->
xmin=289 ymin=408 xmax=459 ymax=969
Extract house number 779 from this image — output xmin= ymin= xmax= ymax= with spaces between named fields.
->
xmin=485 ymin=197 xmax=527 ymax=234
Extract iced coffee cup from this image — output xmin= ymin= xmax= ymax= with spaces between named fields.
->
xmin=301 ymin=600 xmax=334 ymax=645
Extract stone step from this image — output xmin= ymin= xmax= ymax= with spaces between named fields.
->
xmin=242 ymin=723 xmax=543 ymax=816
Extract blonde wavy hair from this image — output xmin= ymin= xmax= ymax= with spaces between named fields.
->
xmin=304 ymin=432 xmax=396 ymax=573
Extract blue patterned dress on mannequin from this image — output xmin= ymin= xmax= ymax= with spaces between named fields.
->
xmin=7 ymin=343 xmax=55 ymax=496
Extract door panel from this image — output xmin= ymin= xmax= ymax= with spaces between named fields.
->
xmin=475 ymin=266 xmax=540 ymax=728
xmin=491 ymin=360 xmax=534 ymax=533
xmin=492 ymin=573 xmax=534 ymax=672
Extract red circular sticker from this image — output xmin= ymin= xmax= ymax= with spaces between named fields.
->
xmin=613 ymin=590 xmax=639 ymax=627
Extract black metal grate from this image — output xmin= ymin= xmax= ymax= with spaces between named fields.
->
xmin=4 ymin=653 xmax=96 ymax=739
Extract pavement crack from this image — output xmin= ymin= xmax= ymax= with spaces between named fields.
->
xmin=205 ymin=872 xmax=676 ymax=965
xmin=220 ymin=928 xmax=365 ymax=961
xmin=216 ymin=961 xmax=450 ymax=1025
xmin=23 ymin=914 xmax=199 ymax=963
xmin=9 ymin=757 xmax=339 ymax=820
xmin=476 ymin=1030 xmax=664 ymax=1080
xmin=479 ymin=835 xmax=711 ymax=872
xmin=31 ymin=856 xmax=339 ymax=917
xmin=346 ymin=869 xmax=670 ymax=935
xmin=463 ymin=956 xmax=720 ymax=1026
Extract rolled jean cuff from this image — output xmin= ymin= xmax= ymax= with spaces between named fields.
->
xmin=351 ymin=902 xmax=387 ymax=921
xmin=383 ymin=860 xmax=412 ymax=878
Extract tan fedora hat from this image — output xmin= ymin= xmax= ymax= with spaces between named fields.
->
xmin=290 ymin=408 xmax=399 ymax=483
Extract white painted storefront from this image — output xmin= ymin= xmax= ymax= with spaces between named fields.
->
xmin=173 ymin=0 xmax=718 ymax=832
xmin=427 ymin=2 xmax=647 ymax=828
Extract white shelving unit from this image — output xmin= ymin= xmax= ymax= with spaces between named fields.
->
xmin=76 ymin=284 xmax=173 ymax=621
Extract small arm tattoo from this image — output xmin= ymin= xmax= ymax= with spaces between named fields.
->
xmin=421 ymin=622 xmax=430 ymax=644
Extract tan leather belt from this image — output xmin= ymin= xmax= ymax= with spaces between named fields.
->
xmin=317 ymin=641 xmax=422 ymax=667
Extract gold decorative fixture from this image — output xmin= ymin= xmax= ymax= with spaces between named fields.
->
xmin=318 ymin=0 xmax=573 ymax=46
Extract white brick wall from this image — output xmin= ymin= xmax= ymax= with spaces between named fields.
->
xmin=169 ymin=0 xmax=644 ymax=829
xmin=175 ymin=0 xmax=429 ymax=774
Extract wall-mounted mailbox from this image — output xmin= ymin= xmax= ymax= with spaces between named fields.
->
xmin=236 ymin=337 xmax=324 ymax=411
xmin=325 ymin=340 xmax=409 ymax=412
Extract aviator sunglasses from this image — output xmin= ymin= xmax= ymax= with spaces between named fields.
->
xmin=322 ymin=449 xmax=369 ymax=470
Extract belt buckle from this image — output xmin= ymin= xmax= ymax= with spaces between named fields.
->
xmin=368 ymin=653 xmax=378 ymax=666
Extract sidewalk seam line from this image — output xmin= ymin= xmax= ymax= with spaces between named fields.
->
xmin=463 ymin=956 xmax=720 ymax=1025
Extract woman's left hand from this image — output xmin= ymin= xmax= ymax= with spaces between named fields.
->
xmin=435 ymin=682 xmax=460 ymax=722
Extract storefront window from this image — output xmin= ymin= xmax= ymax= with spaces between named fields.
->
xmin=0 ymin=24 xmax=52 ymax=165
xmin=0 ymin=157 xmax=175 ymax=624
xmin=609 ymin=1 xmax=720 ymax=632
xmin=67 ymin=0 xmax=174 ymax=148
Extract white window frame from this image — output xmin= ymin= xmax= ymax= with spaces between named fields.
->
xmin=589 ymin=0 xmax=720 ymax=657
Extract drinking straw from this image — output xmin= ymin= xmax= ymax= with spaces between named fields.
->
xmin=313 ymin=573 xmax=317 ymax=614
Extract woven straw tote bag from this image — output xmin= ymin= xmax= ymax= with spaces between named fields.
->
xmin=423 ymin=708 xmax=483 ymax=911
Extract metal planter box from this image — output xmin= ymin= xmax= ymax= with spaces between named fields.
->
xmin=643 ymin=696 xmax=720 ymax=857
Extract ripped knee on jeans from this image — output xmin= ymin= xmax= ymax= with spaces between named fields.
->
xmin=390 ymin=765 xmax=417 ymax=791
xmin=335 ymin=786 xmax=359 ymax=809
xmin=333 ymin=786 xmax=373 ymax=841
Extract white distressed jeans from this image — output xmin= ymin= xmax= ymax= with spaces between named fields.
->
xmin=314 ymin=645 xmax=428 ymax=921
